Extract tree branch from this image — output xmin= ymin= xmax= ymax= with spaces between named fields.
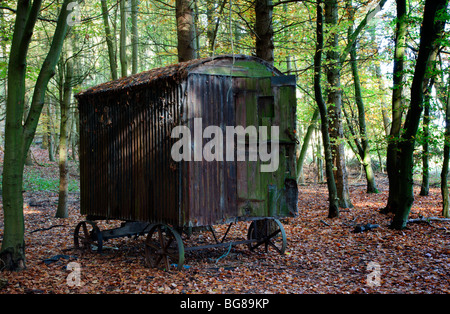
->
xmin=23 ymin=0 xmax=71 ymax=156
xmin=0 ymin=4 xmax=57 ymax=23
xmin=408 ymin=217 xmax=450 ymax=224
xmin=339 ymin=0 xmax=388 ymax=64
xmin=272 ymin=0 xmax=315 ymax=7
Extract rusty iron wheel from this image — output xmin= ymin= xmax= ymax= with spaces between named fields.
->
xmin=144 ymin=224 xmax=185 ymax=271
xmin=247 ymin=218 xmax=286 ymax=255
xmin=74 ymin=221 xmax=103 ymax=253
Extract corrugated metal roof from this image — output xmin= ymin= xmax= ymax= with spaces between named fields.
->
xmin=75 ymin=55 xmax=280 ymax=97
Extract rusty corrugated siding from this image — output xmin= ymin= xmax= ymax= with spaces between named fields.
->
xmin=183 ymin=74 xmax=237 ymax=226
xmin=78 ymin=79 xmax=182 ymax=225
xmin=76 ymin=55 xmax=298 ymax=227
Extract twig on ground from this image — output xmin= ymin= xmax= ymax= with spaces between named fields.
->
xmin=408 ymin=217 xmax=450 ymax=224
xmin=29 ymin=224 xmax=66 ymax=234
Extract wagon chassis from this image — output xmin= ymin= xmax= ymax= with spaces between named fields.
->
xmin=74 ymin=218 xmax=287 ymax=271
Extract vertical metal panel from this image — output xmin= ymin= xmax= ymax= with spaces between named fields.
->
xmin=184 ymin=74 xmax=237 ymax=226
xmin=78 ymin=81 xmax=181 ymax=224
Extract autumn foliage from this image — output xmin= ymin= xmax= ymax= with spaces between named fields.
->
xmin=0 ymin=148 xmax=449 ymax=294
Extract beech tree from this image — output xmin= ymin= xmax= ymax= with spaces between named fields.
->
xmin=442 ymin=82 xmax=450 ymax=218
xmin=390 ymin=0 xmax=448 ymax=230
xmin=55 ymin=36 xmax=74 ymax=219
xmin=0 ymin=0 xmax=71 ymax=270
xmin=296 ymin=108 xmax=319 ymax=183
xmin=322 ymin=0 xmax=387 ymax=208
xmin=346 ymin=1 xmax=378 ymax=194
xmin=382 ymin=0 xmax=407 ymax=214
xmin=120 ymin=0 xmax=127 ymax=77
xmin=314 ymin=0 xmax=339 ymax=218
xmin=100 ymin=0 xmax=118 ymax=80
xmin=176 ymin=0 xmax=196 ymax=62
xmin=255 ymin=0 xmax=274 ymax=64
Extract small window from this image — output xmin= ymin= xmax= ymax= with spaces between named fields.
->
xmin=258 ymin=96 xmax=274 ymax=119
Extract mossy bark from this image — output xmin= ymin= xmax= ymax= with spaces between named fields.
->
xmin=1 ymin=0 xmax=70 ymax=270
xmin=391 ymin=0 xmax=447 ymax=229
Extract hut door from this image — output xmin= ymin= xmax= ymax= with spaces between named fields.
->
xmin=185 ymin=73 xmax=237 ymax=226
xmin=234 ymin=75 xmax=297 ymax=218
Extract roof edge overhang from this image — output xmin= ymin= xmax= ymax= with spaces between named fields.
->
xmin=75 ymin=55 xmax=283 ymax=98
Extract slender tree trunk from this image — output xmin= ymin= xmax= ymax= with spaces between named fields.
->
xmin=56 ymin=41 xmax=73 ymax=218
xmin=284 ymin=3 xmax=292 ymax=74
xmin=255 ymin=0 xmax=274 ymax=64
xmin=383 ymin=0 xmax=407 ymax=214
xmin=348 ymin=8 xmax=378 ymax=193
xmin=47 ymin=103 xmax=56 ymax=162
xmin=131 ymin=0 xmax=138 ymax=74
xmin=420 ymin=87 xmax=432 ymax=196
xmin=42 ymin=106 xmax=49 ymax=150
xmin=101 ymin=0 xmax=118 ymax=80
xmin=372 ymin=28 xmax=391 ymax=137
xmin=120 ymin=0 xmax=128 ymax=77
xmin=316 ymin=127 xmax=324 ymax=183
xmin=176 ymin=0 xmax=196 ymax=62
xmin=206 ymin=0 xmax=227 ymax=56
xmin=314 ymin=0 xmax=339 ymax=218
xmin=71 ymin=107 xmax=79 ymax=162
xmin=1 ymin=0 xmax=70 ymax=270
xmin=442 ymin=85 xmax=450 ymax=218
xmin=193 ymin=0 xmax=200 ymax=58
xmin=206 ymin=0 xmax=215 ymax=54
xmin=297 ymin=108 xmax=319 ymax=183
xmin=391 ymin=0 xmax=447 ymax=230
xmin=324 ymin=0 xmax=352 ymax=208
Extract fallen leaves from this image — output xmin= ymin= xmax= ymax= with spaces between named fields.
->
xmin=0 ymin=149 xmax=450 ymax=294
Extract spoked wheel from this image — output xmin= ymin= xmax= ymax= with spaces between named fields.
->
xmin=247 ymin=218 xmax=286 ymax=255
xmin=74 ymin=221 xmax=103 ymax=253
xmin=144 ymin=224 xmax=185 ymax=271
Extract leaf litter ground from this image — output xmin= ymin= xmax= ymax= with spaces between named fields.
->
xmin=1 ymin=149 xmax=449 ymax=294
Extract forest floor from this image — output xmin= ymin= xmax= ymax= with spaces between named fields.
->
xmin=0 ymin=148 xmax=449 ymax=294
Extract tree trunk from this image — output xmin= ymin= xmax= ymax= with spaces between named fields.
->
xmin=47 ymin=103 xmax=56 ymax=162
xmin=206 ymin=0 xmax=227 ymax=56
xmin=316 ymin=127 xmax=324 ymax=183
xmin=56 ymin=41 xmax=73 ymax=218
xmin=120 ymin=0 xmax=128 ymax=77
xmin=383 ymin=0 xmax=407 ymax=214
xmin=391 ymin=0 xmax=447 ymax=230
xmin=176 ymin=0 xmax=196 ymax=62
xmin=206 ymin=0 xmax=215 ymax=54
xmin=314 ymin=0 xmax=339 ymax=218
xmin=420 ymin=88 xmax=432 ymax=196
xmin=296 ymin=108 xmax=319 ymax=183
xmin=101 ymin=0 xmax=118 ymax=80
xmin=71 ymin=107 xmax=79 ymax=162
xmin=442 ymin=85 xmax=450 ymax=218
xmin=255 ymin=0 xmax=274 ymax=65
xmin=348 ymin=8 xmax=378 ymax=193
xmin=372 ymin=29 xmax=391 ymax=137
xmin=131 ymin=0 xmax=138 ymax=74
xmin=1 ymin=0 xmax=71 ymax=270
xmin=324 ymin=0 xmax=352 ymax=208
